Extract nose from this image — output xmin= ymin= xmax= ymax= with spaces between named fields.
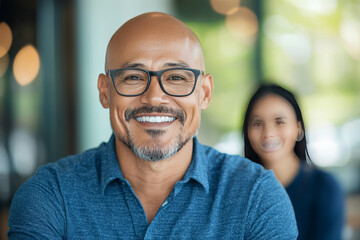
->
xmin=139 ymin=76 xmax=170 ymax=105
xmin=263 ymin=124 xmax=275 ymax=138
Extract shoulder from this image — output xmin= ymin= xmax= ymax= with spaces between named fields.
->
xmin=201 ymin=143 xmax=271 ymax=181
xmin=303 ymin=166 xmax=345 ymax=217
xmin=304 ymin=166 xmax=345 ymax=238
xmin=199 ymin=143 xmax=283 ymax=200
xmin=12 ymin=141 xmax=107 ymax=205
xmin=309 ymin=167 xmax=343 ymax=196
xmin=197 ymin=144 xmax=297 ymax=238
xmin=36 ymin=142 xmax=106 ymax=181
xmin=8 ymin=142 xmax=108 ymax=236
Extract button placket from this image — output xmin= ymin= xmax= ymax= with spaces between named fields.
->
xmin=121 ymin=181 xmax=149 ymax=238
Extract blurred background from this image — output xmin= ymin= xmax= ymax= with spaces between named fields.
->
xmin=0 ymin=0 xmax=359 ymax=239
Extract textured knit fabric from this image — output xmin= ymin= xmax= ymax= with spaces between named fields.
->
xmin=286 ymin=163 xmax=345 ymax=240
xmin=8 ymin=135 xmax=298 ymax=239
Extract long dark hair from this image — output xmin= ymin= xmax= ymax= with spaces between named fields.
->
xmin=242 ymin=84 xmax=311 ymax=165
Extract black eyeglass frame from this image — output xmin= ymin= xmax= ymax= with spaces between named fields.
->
xmin=107 ymin=67 xmax=204 ymax=97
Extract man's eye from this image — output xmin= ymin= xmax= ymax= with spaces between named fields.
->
xmin=125 ymin=75 xmax=143 ymax=80
xmin=168 ymin=75 xmax=186 ymax=81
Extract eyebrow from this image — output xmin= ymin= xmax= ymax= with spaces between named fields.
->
xmin=163 ymin=62 xmax=189 ymax=68
xmin=249 ymin=116 xmax=261 ymax=122
xmin=249 ymin=115 xmax=288 ymax=121
xmin=121 ymin=62 xmax=146 ymax=68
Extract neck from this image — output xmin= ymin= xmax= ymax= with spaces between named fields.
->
xmin=115 ymin=138 xmax=194 ymax=223
xmin=263 ymin=153 xmax=300 ymax=187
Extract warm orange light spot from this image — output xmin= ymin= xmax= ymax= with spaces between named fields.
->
xmin=0 ymin=54 xmax=9 ymax=78
xmin=13 ymin=45 xmax=40 ymax=86
xmin=210 ymin=0 xmax=241 ymax=15
xmin=0 ymin=22 xmax=13 ymax=58
xmin=225 ymin=7 xmax=259 ymax=40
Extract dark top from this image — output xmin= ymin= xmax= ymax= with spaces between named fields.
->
xmin=286 ymin=163 xmax=345 ymax=240
xmin=8 ymin=135 xmax=298 ymax=239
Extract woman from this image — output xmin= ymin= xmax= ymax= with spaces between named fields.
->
xmin=242 ymin=84 xmax=345 ymax=240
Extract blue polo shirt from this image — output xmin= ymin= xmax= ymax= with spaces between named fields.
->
xmin=8 ymin=135 xmax=298 ymax=239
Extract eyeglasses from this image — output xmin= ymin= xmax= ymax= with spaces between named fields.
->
xmin=107 ymin=67 xmax=204 ymax=97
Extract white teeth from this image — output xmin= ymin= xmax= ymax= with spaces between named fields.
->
xmin=135 ymin=116 xmax=175 ymax=123
xmin=261 ymin=141 xmax=281 ymax=152
xmin=263 ymin=143 xmax=278 ymax=148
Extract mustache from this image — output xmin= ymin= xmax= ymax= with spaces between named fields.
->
xmin=125 ymin=106 xmax=185 ymax=124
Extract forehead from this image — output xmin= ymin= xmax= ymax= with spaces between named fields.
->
xmin=106 ymin=16 xmax=203 ymax=71
xmin=109 ymin=37 xmax=199 ymax=68
xmin=251 ymin=94 xmax=297 ymax=119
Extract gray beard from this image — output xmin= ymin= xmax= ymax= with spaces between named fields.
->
xmin=117 ymin=105 xmax=198 ymax=162
xmin=118 ymin=127 xmax=195 ymax=162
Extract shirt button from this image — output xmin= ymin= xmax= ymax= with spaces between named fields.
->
xmin=162 ymin=200 xmax=168 ymax=207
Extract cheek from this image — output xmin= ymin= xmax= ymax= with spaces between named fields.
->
xmin=281 ymin=126 xmax=298 ymax=142
xmin=278 ymin=127 xmax=298 ymax=152
xmin=180 ymin=97 xmax=202 ymax=133
xmin=186 ymin=104 xmax=201 ymax=131
xmin=248 ymin=129 xmax=261 ymax=147
xmin=109 ymin=97 xmax=132 ymax=134
xmin=109 ymin=105 xmax=124 ymax=134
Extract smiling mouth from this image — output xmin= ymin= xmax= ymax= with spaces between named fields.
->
xmin=134 ymin=116 xmax=176 ymax=123
xmin=260 ymin=141 xmax=281 ymax=152
xmin=125 ymin=106 xmax=185 ymax=125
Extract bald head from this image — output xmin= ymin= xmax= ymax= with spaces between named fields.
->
xmin=105 ymin=12 xmax=205 ymax=71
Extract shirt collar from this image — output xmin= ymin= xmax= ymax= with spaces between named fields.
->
xmin=181 ymin=137 xmax=210 ymax=193
xmin=99 ymin=134 xmax=210 ymax=194
xmin=99 ymin=134 xmax=125 ymax=194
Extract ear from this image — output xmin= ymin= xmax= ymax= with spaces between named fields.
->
xmin=98 ymin=73 xmax=110 ymax=108
xmin=296 ymin=121 xmax=304 ymax=141
xmin=297 ymin=121 xmax=302 ymax=134
xmin=200 ymin=74 xmax=214 ymax=110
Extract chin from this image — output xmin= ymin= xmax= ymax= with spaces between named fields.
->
xmin=260 ymin=151 xmax=281 ymax=163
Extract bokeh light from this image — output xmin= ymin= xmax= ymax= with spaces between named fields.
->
xmin=9 ymin=128 xmax=37 ymax=176
xmin=287 ymin=0 xmax=337 ymax=15
xmin=340 ymin=19 xmax=360 ymax=60
xmin=210 ymin=0 xmax=241 ymax=15
xmin=308 ymin=123 xmax=351 ymax=167
xmin=225 ymin=7 xmax=258 ymax=40
xmin=264 ymin=15 xmax=311 ymax=64
xmin=13 ymin=44 xmax=40 ymax=86
xmin=0 ymin=22 xmax=12 ymax=58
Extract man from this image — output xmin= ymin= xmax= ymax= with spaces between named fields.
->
xmin=8 ymin=12 xmax=298 ymax=239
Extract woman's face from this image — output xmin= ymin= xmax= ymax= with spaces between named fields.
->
xmin=247 ymin=94 xmax=302 ymax=164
